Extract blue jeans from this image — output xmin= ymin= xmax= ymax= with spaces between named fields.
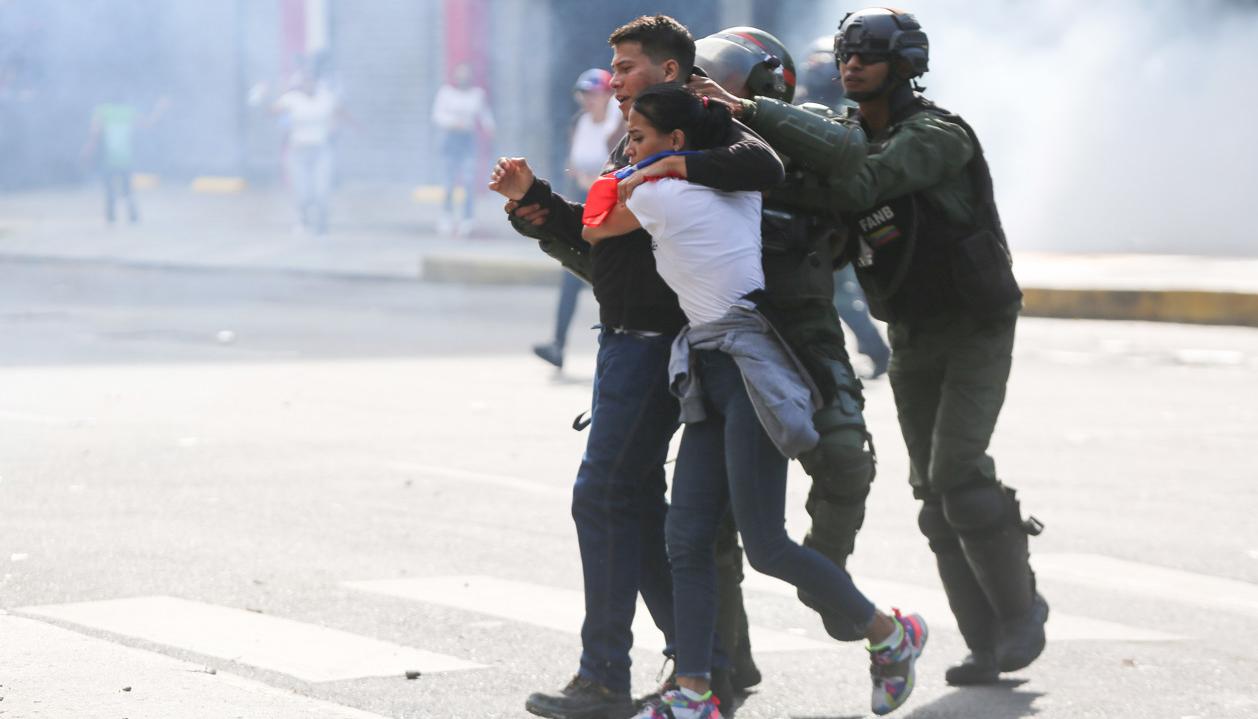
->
xmin=572 ymin=328 xmax=680 ymax=693
xmin=440 ymin=130 xmax=475 ymax=220
xmin=551 ymin=272 xmax=585 ymax=349
xmin=666 ymin=350 xmax=877 ymax=678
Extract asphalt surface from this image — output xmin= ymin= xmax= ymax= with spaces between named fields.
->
xmin=2 ymin=259 xmax=1257 ymax=718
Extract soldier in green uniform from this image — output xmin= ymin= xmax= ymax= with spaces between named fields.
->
xmin=687 ymin=26 xmax=881 ymax=687
xmin=696 ymin=7 xmax=1049 ymax=685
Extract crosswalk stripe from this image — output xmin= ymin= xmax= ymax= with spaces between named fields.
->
xmin=1035 ymin=552 xmax=1258 ymax=618
xmin=19 ymin=595 xmax=485 ymax=682
xmin=344 ymin=575 xmax=834 ymax=653
xmin=1 ymin=615 xmax=391 ymax=718
xmin=740 ymin=571 xmax=1185 ymax=643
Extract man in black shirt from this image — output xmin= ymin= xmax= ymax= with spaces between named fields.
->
xmin=490 ymin=16 xmax=783 ymax=719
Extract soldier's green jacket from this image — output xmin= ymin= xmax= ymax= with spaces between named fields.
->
xmin=744 ymin=94 xmax=981 ymax=229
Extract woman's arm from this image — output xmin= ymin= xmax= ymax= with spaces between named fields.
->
xmin=581 ymin=202 xmax=641 ymax=244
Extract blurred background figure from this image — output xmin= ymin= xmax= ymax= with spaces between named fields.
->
xmin=794 ymin=35 xmax=846 ymax=108
xmin=272 ymin=66 xmax=343 ymax=236
xmin=431 ymin=62 xmax=495 ymax=237
xmin=795 ymin=35 xmax=891 ymax=379
xmin=532 ymin=68 xmax=621 ymax=370
xmin=84 ymin=93 xmax=168 ymax=225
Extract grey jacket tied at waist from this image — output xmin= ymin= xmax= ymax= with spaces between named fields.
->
xmin=669 ymin=299 xmax=823 ymax=459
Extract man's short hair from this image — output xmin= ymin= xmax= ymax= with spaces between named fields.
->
xmin=608 ymin=15 xmax=695 ymax=77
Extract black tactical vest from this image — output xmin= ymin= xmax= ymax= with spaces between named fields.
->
xmin=845 ymin=99 xmax=1022 ymax=323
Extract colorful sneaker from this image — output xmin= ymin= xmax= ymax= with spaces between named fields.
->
xmin=869 ymin=610 xmax=928 ymax=715
xmin=634 ymin=689 xmax=721 ymax=719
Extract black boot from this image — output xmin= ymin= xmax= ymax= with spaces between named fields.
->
xmin=948 ymin=487 xmax=1047 ymax=673
xmin=998 ymin=591 xmax=1049 ymax=672
xmin=730 ymin=613 xmax=761 ymax=693
xmin=919 ymin=502 xmax=1002 ymax=685
xmin=525 ymin=675 xmax=634 ymax=719
xmin=715 ymin=514 xmax=760 ymax=694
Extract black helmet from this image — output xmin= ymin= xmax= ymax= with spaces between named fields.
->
xmin=796 ymin=35 xmax=844 ymax=109
xmin=695 ymin=27 xmax=796 ymax=102
xmin=834 ymin=8 xmax=929 ymax=78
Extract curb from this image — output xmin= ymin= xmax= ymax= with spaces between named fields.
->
xmin=422 ymin=253 xmax=1258 ymax=328
xmin=1021 ymin=288 xmax=1258 ymax=328
xmin=421 ymin=254 xmax=562 ymax=286
xmin=6 ymin=250 xmax=1256 ymax=328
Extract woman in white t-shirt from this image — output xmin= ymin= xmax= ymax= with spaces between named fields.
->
xmin=583 ymin=83 xmax=922 ymax=719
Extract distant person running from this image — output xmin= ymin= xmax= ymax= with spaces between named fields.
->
xmin=584 ymin=83 xmax=927 ymax=718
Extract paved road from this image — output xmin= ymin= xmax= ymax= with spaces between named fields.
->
xmin=2 ymin=260 xmax=1257 ymax=718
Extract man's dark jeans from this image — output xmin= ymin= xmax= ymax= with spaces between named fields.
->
xmin=572 ymin=328 xmax=679 ymax=694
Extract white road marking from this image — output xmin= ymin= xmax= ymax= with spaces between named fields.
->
xmin=741 ymin=571 xmax=1184 ymax=642
xmin=1035 ymin=553 xmax=1258 ymax=619
xmin=345 ymin=575 xmax=834 ymax=653
xmin=389 ymin=462 xmax=568 ymax=497
xmin=19 ymin=595 xmax=485 ymax=682
xmin=0 ymin=615 xmax=390 ymax=718
xmin=0 ymin=408 xmax=93 ymax=426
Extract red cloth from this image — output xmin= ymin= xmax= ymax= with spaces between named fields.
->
xmin=582 ymin=174 xmax=620 ymax=227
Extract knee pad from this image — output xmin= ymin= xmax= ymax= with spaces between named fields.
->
xmin=941 ymin=482 xmax=1012 ymax=535
xmin=917 ymin=501 xmax=949 ymax=538
xmin=799 ymin=428 xmax=875 ymax=500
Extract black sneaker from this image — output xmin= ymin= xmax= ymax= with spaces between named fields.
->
xmin=997 ymin=592 xmax=1049 ymax=672
xmin=944 ymin=650 xmax=1000 ymax=685
xmin=533 ymin=342 xmax=564 ymax=369
xmin=526 ymin=675 xmax=634 ymax=719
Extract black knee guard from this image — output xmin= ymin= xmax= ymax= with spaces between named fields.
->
xmin=941 ymin=483 xmax=1043 ymax=621
xmin=918 ymin=501 xmax=999 ymax=652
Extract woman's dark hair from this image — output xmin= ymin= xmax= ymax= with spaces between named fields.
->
xmin=631 ymin=82 xmax=731 ymax=151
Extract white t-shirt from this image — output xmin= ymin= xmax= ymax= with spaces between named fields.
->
xmin=567 ymin=98 xmax=622 ymax=178
xmin=275 ymin=87 xmax=338 ymax=146
xmin=625 ymin=178 xmax=764 ymax=325
xmin=431 ymin=84 xmax=495 ymax=133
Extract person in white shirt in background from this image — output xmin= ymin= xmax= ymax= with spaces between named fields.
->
xmin=431 ymin=63 xmax=495 ymax=236
xmin=273 ymin=71 xmax=342 ymax=235
xmin=533 ymin=68 xmax=623 ymax=370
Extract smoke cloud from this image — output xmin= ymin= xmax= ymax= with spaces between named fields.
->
xmin=809 ymin=0 xmax=1258 ymax=255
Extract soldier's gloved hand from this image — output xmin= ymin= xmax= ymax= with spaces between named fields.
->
xmin=488 ymin=156 xmax=535 ymax=201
